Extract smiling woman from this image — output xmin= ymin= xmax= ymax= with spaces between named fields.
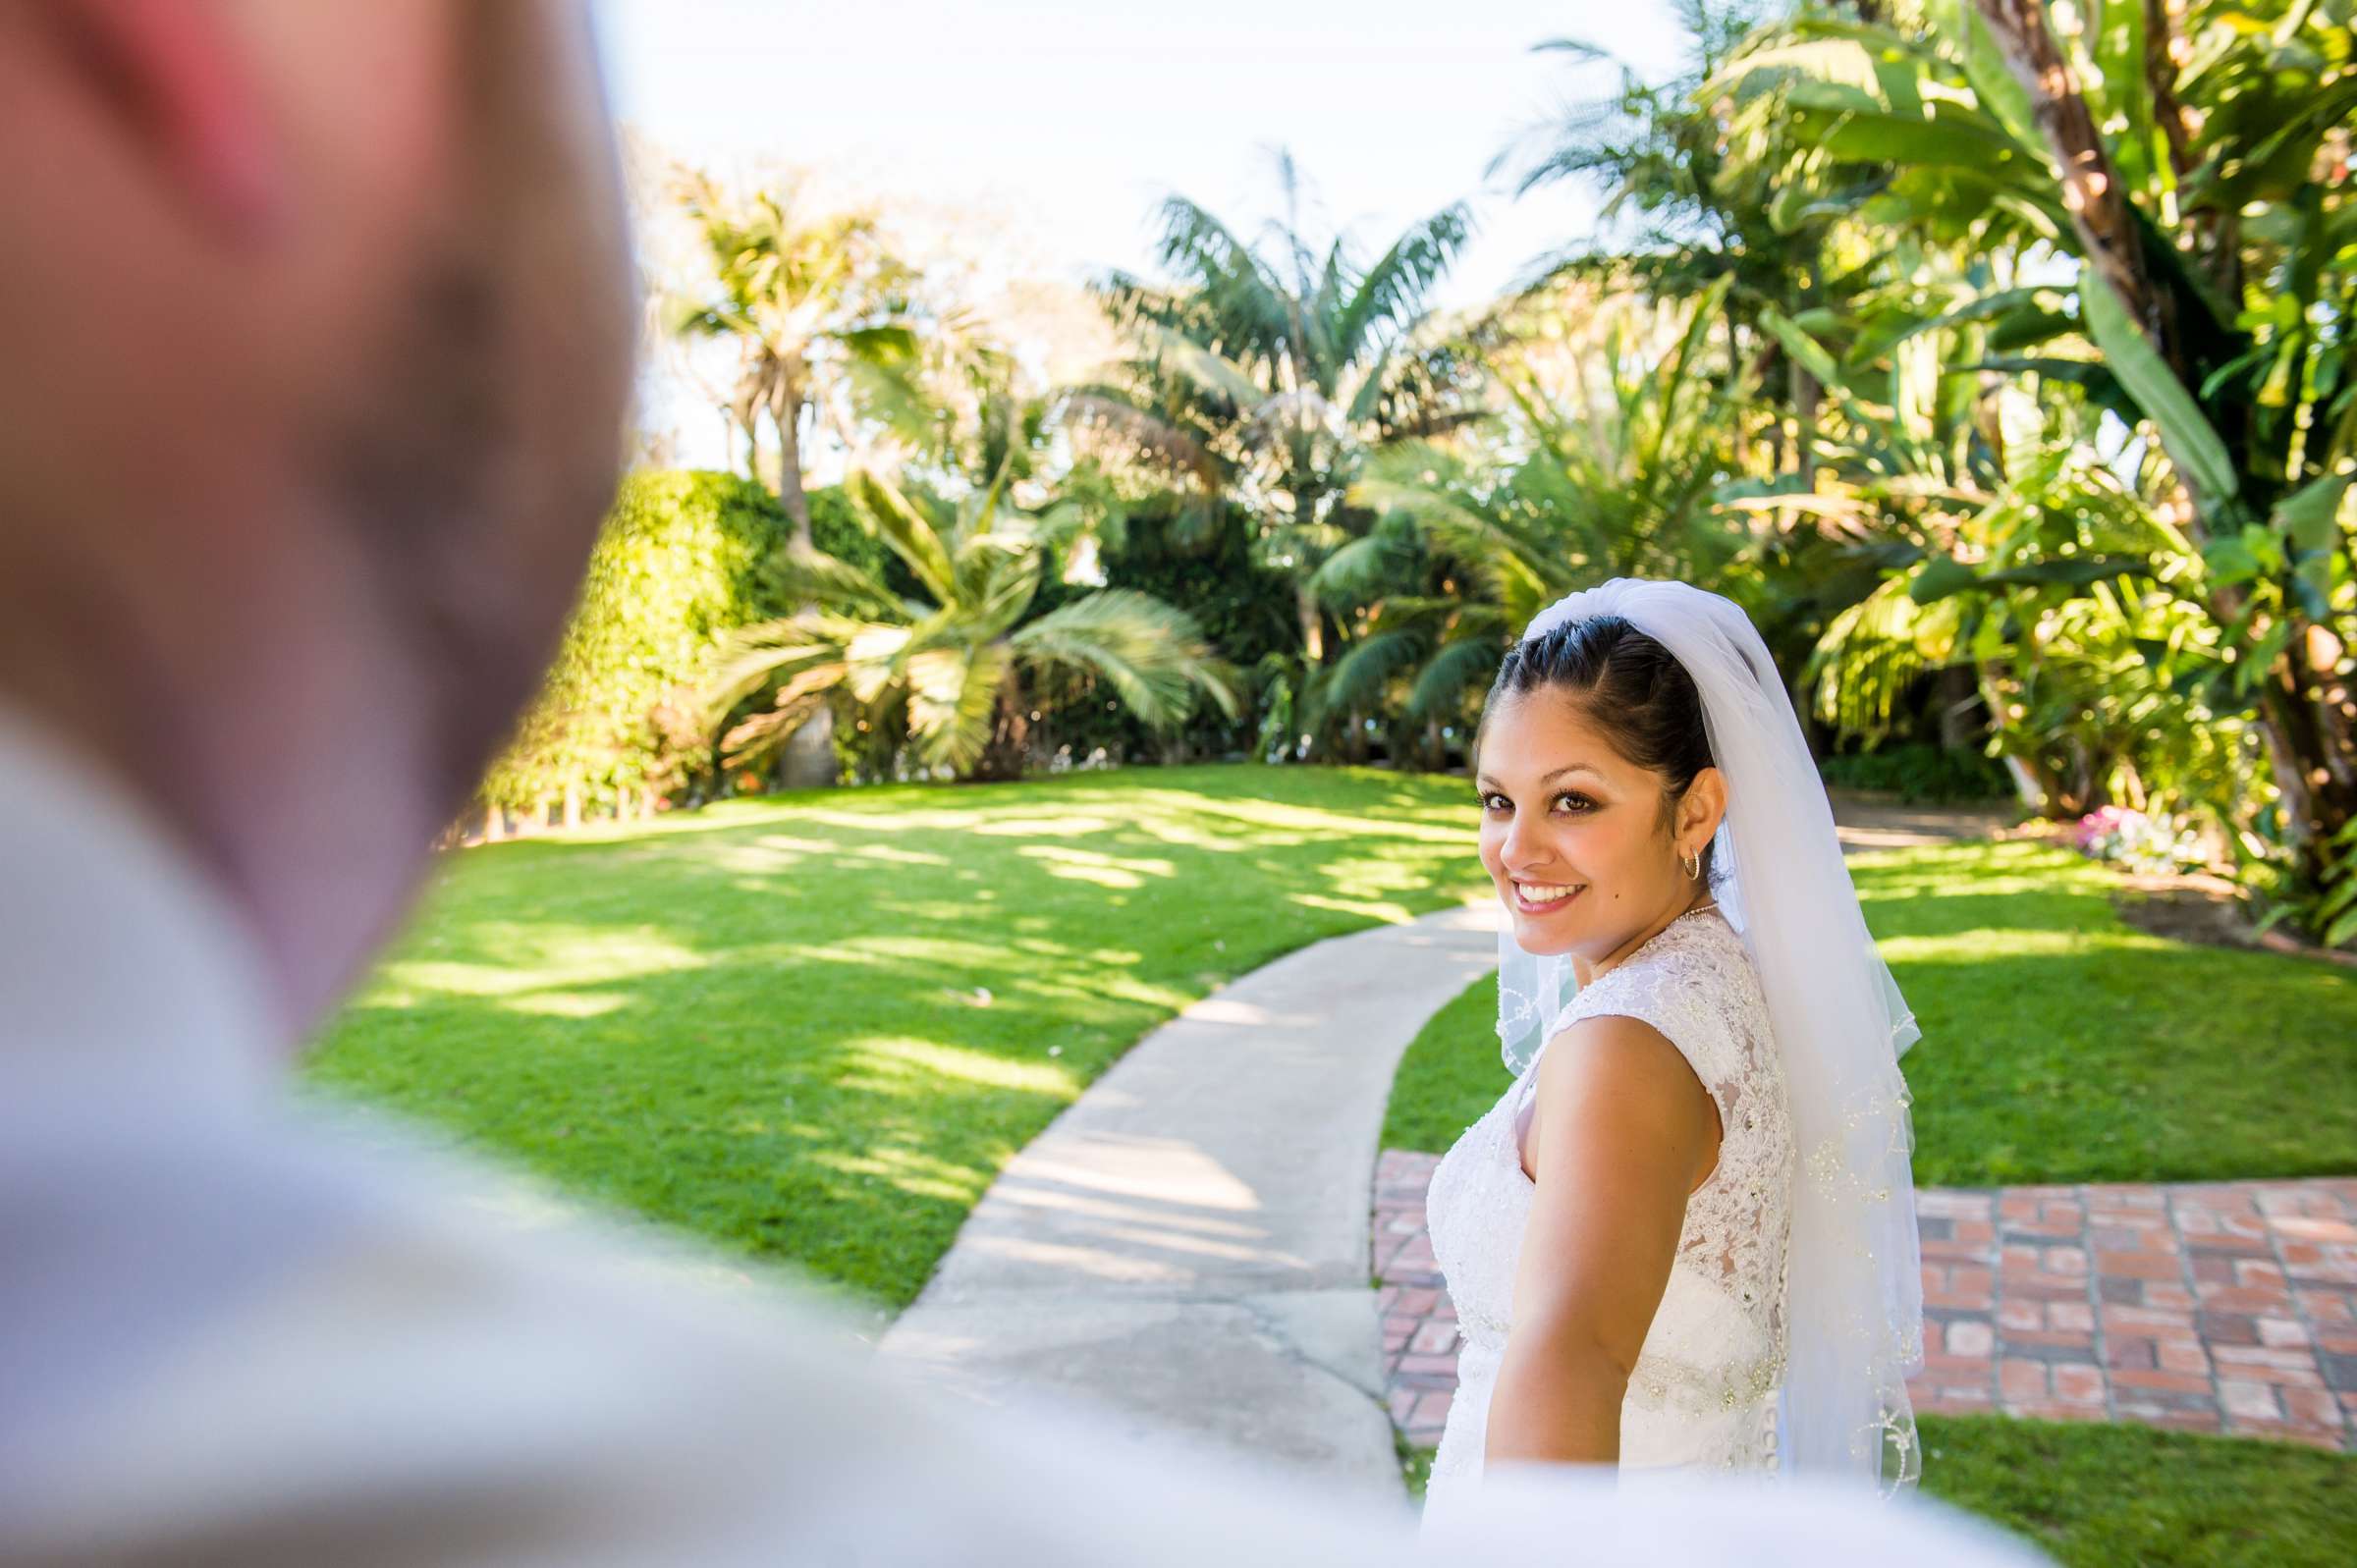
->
xmin=1426 ymin=599 xmax=1790 ymax=1524
xmin=1421 ymin=578 xmax=1930 ymax=1530
xmin=1473 ymin=614 xmax=1727 ymax=979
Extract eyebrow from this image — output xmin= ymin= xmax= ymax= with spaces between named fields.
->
xmin=1475 ymin=764 xmax=1607 ymax=790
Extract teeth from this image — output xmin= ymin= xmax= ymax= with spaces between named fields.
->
xmin=1515 ymin=883 xmax=1578 ymax=905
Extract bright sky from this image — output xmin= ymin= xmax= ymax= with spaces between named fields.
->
xmin=594 ymin=0 xmax=1692 ymax=460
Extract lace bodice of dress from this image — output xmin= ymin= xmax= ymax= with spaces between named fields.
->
xmin=1420 ymin=908 xmax=1796 ymax=1517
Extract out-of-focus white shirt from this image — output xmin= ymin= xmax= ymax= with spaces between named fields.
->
xmin=0 ymin=706 xmax=2052 ymax=1566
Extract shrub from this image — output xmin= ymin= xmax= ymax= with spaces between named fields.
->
xmin=481 ymin=469 xmax=808 ymax=812
xmin=1817 ymin=743 xmax=2013 ymax=804
xmin=2073 ymin=805 xmax=2210 ymax=877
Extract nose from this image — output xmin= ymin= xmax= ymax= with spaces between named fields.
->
xmin=1499 ymin=805 xmax=1542 ymax=874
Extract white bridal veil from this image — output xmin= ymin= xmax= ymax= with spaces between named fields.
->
xmin=1493 ymin=577 xmax=1927 ymax=1492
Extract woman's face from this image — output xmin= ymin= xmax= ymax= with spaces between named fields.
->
xmin=1475 ymin=685 xmax=1722 ymax=961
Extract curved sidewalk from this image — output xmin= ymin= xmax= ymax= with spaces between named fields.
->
xmin=879 ymin=902 xmax=1505 ymax=1499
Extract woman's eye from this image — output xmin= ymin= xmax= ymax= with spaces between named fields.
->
xmin=1480 ymin=791 xmax=1594 ymax=813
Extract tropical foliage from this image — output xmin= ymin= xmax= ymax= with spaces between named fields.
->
xmin=701 ymin=393 xmax=1237 ymax=782
xmin=1709 ymin=0 xmax=2357 ymax=933
xmin=1070 ymin=157 xmax=1483 ymax=751
xmin=481 ymin=470 xmax=795 ymax=817
xmin=516 ymin=3 xmax=2354 ymax=943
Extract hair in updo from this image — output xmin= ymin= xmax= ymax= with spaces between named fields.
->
xmin=1481 ymin=614 xmax=1721 ymax=882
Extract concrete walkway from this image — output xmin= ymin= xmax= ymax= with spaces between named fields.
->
xmin=880 ymin=902 xmax=1504 ymax=1497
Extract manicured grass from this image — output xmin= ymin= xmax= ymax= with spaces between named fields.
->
xmin=1380 ymin=969 xmax=1510 ymax=1157
xmin=1401 ymin=1416 xmax=2357 ymax=1564
xmin=308 ymin=765 xmax=1485 ymax=1315
xmin=1383 ymin=839 xmax=2357 ymax=1185
xmin=1911 ymin=1414 xmax=2357 ymax=1566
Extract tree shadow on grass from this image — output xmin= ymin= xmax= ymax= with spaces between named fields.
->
xmin=1385 ymin=839 xmax=2357 ymax=1186
xmin=1852 ymin=842 xmax=2357 ymax=1186
xmin=309 ymin=765 xmax=1488 ymax=1313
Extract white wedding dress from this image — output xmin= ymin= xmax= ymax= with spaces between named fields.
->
xmin=1422 ymin=907 xmax=1797 ymax=1527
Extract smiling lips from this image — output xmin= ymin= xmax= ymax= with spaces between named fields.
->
xmin=1510 ymin=881 xmax=1584 ymax=914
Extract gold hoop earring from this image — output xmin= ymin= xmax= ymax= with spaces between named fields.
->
xmin=1681 ymin=848 xmax=1702 ymax=881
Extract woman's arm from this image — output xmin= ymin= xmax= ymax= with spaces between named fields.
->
xmin=1484 ymin=1012 xmax=1723 ymax=1468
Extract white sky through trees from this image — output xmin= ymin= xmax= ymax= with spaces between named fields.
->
xmin=597 ymin=0 xmax=1689 ymax=466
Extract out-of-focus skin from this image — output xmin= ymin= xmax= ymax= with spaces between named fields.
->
xmin=0 ymin=0 xmax=635 ymax=1037
xmin=1472 ymin=683 xmax=1729 ymax=1468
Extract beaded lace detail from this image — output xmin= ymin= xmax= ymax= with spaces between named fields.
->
xmin=1421 ymin=909 xmax=1795 ymax=1510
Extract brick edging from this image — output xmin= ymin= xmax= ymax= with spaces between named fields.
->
xmin=1373 ymin=1150 xmax=2357 ymax=1454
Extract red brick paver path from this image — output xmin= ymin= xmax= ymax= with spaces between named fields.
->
xmin=1373 ymin=1150 xmax=2357 ymax=1454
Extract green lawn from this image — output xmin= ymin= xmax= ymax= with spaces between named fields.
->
xmin=1383 ymin=839 xmax=2357 ymax=1185
xmin=308 ymin=765 xmax=1485 ymax=1314
xmin=1402 ymin=1416 xmax=2357 ymax=1565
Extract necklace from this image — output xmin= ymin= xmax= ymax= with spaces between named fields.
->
xmin=1582 ymin=899 xmax=1723 ymax=987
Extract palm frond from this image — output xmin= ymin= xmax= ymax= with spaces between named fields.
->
xmin=843 ymin=469 xmax=958 ymax=605
xmin=703 ymin=615 xmax=856 ymax=721
xmin=766 ymin=545 xmax=903 ymax=620
xmin=1407 ymin=630 xmax=1508 ymax=722
xmin=1009 ymin=589 xmax=1237 ymax=727
xmin=1307 ymin=627 xmax=1425 ymax=726
xmin=1056 ymin=388 xmax=1224 ymax=494
xmin=1134 ymin=320 xmax=1267 ymax=411
xmin=904 ymin=644 xmax=1009 ymax=775
xmin=1335 ymin=202 xmax=1473 ymax=360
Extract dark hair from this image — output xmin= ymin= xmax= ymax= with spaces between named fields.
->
xmin=1481 ymin=615 xmax=1720 ymax=880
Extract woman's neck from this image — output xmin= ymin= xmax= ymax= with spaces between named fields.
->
xmin=1570 ymin=892 xmax=1719 ymax=989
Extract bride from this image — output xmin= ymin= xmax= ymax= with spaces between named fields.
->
xmin=1421 ymin=579 xmax=1926 ymax=1528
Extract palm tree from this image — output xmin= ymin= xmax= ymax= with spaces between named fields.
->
xmin=670 ymin=170 xmax=925 ymax=537
xmin=1495 ymin=0 xmax=1851 ymax=480
xmin=670 ymin=168 xmax=928 ymax=784
xmin=702 ymin=460 xmax=1236 ymax=784
xmin=1347 ymin=280 xmax=1761 ymax=738
xmin=1074 ymin=154 xmax=1480 ymax=748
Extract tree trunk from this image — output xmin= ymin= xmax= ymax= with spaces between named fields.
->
xmin=1972 ymin=1 xmax=2178 ymax=360
xmin=730 ymin=380 xmax=762 ymax=486
xmin=1974 ymin=0 xmax=2355 ymax=884
xmin=775 ymin=708 xmax=838 ymax=791
xmin=1289 ymin=583 xmax=1327 ymax=764
xmin=765 ymin=376 xmax=838 ymax=787
xmin=1787 ymin=348 xmax=1820 ymax=487
xmin=1936 ymin=664 xmax=1984 ymax=751
xmin=1295 ymin=581 xmax=1324 ymax=665
xmin=770 ymin=380 xmax=814 ymax=546
xmin=2142 ymin=0 xmax=2240 ymax=299
xmin=1999 ymin=753 xmax=2051 ymax=816
xmin=970 ymin=670 xmax=1031 ymax=783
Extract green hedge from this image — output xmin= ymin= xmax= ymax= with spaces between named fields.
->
xmin=1818 ymin=742 xmax=2014 ymax=804
xmin=483 ymin=469 xmax=842 ymax=810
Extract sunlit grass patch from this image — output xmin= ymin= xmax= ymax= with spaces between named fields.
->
xmin=309 ymin=764 xmax=1486 ymax=1313
xmin=1399 ymin=1417 xmax=2356 ymax=1566
xmin=1384 ymin=840 xmax=2357 ymax=1184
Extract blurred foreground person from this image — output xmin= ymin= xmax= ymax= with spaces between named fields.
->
xmin=0 ymin=3 xmax=2049 ymax=1563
